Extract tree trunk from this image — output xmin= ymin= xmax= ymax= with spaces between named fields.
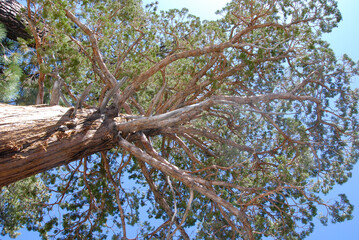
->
xmin=0 ymin=103 xmax=122 ymax=187
xmin=0 ymin=0 xmax=32 ymax=41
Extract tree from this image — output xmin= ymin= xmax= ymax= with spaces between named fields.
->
xmin=0 ymin=0 xmax=32 ymax=42
xmin=0 ymin=0 xmax=358 ymax=239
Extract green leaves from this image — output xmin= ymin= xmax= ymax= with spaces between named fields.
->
xmin=0 ymin=177 xmax=50 ymax=238
xmin=0 ymin=23 xmax=6 ymax=40
xmin=0 ymin=0 xmax=358 ymax=239
xmin=0 ymin=24 xmax=22 ymax=102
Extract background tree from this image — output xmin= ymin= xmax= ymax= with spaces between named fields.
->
xmin=0 ymin=0 xmax=358 ymax=239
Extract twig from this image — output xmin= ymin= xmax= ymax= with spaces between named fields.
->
xmin=166 ymin=176 xmax=178 ymax=240
xmin=167 ymin=188 xmax=194 ymax=239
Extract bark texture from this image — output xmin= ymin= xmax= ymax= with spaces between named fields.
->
xmin=0 ymin=0 xmax=31 ymax=41
xmin=0 ymin=103 xmax=122 ymax=187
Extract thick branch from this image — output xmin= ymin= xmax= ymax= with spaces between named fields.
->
xmin=116 ymin=93 xmax=320 ymax=132
xmin=117 ymin=136 xmax=254 ymax=239
xmin=0 ymin=103 xmax=121 ymax=187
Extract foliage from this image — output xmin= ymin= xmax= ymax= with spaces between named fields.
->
xmin=1 ymin=0 xmax=359 ymax=239
xmin=0 ymin=176 xmax=51 ymax=238
xmin=0 ymin=23 xmax=22 ymax=102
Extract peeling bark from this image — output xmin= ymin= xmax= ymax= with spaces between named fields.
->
xmin=0 ymin=103 xmax=122 ymax=187
xmin=0 ymin=91 xmax=317 ymax=187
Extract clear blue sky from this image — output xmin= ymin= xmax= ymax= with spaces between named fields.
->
xmin=5 ymin=0 xmax=359 ymax=239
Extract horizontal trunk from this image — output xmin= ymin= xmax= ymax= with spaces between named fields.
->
xmin=0 ymin=103 xmax=121 ymax=187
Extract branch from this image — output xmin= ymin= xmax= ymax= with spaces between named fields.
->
xmin=117 ymin=136 xmax=254 ymax=239
xmin=64 ymin=9 xmax=117 ymax=87
xmin=72 ymin=83 xmax=92 ymax=117
xmin=102 ymin=152 xmax=128 ymax=238
xmin=49 ymin=78 xmax=62 ymax=106
xmin=116 ymin=93 xmax=321 ymax=132
xmin=114 ymin=26 xmax=144 ymax=78
xmin=165 ymin=176 xmax=178 ymax=240
xmin=136 ymin=151 xmax=190 ymax=239
xmin=99 ymin=76 xmax=128 ymax=113
xmin=116 ymin=42 xmax=248 ymax=106
xmin=167 ymin=188 xmax=194 ymax=239
xmin=165 ymin=126 xmax=254 ymax=153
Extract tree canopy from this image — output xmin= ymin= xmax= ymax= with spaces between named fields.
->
xmin=0 ymin=0 xmax=358 ymax=239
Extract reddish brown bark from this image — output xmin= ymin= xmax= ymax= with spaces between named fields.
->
xmin=0 ymin=92 xmax=313 ymax=187
xmin=0 ymin=103 xmax=121 ymax=187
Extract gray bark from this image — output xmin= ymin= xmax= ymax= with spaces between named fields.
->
xmin=0 ymin=0 xmax=32 ymax=41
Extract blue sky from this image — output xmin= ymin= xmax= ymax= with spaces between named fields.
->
xmin=4 ymin=0 xmax=359 ymax=239
xmin=307 ymin=1 xmax=359 ymax=238
xmin=144 ymin=1 xmax=359 ymax=239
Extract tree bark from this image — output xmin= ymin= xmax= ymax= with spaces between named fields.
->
xmin=0 ymin=92 xmax=313 ymax=187
xmin=0 ymin=103 xmax=122 ymax=187
xmin=0 ymin=0 xmax=32 ymax=41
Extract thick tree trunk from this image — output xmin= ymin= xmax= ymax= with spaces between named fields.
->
xmin=0 ymin=103 xmax=122 ymax=187
xmin=0 ymin=0 xmax=32 ymax=41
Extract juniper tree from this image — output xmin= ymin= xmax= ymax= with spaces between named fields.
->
xmin=0 ymin=0 xmax=358 ymax=239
